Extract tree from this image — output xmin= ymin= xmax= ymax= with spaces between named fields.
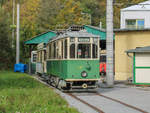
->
xmin=0 ymin=8 xmax=14 ymax=69
xmin=56 ymin=0 xmax=89 ymax=29
xmin=37 ymin=0 xmax=61 ymax=31
xmin=20 ymin=0 xmax=40 ymax=39
xmin=81 ymin=0 xmax=106 ymax=27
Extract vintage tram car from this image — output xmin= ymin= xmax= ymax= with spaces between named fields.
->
xmin=35 ymin=29 xmax=100 ymax=90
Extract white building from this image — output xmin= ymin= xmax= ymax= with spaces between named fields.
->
xmin=120 ymin=0 xmax=150 ymax=29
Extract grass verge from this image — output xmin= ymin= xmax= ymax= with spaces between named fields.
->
xmin=0 ymin=71 xmax=79 ymax=113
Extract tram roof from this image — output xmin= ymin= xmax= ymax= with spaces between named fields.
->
xmin=48 ymin=30 xmax=100 ymax=42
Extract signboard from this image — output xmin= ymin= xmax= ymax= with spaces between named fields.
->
xmin=78 ymin=37 xmax=90 ymax=42
xmin=78 ymin=49 xmax=81 ymax=55
xmin=70 ymin=37 xmax=75 ymax=42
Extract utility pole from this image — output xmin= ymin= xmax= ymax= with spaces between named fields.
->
xmin=12 ymin=0 xmax=15 ymax=48
xmin=106 ymin=0 xmax=114 ymax=87
xmin=16 ymin=3 xmax=20 ymax=64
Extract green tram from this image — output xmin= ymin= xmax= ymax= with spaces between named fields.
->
xmin=44 ymin=30 xmax=100 ymax=90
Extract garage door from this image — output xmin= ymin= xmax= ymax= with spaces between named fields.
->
xmin=134 ymin=53 xmax=150 ymax=84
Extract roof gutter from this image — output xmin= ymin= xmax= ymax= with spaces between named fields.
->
xmin=126 ymin=52 xmax=133 ymax=58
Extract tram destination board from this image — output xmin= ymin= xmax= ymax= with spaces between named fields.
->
xmin=78 ymin=37 xmax=90 ymax=42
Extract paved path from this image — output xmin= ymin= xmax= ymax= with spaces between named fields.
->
xmin=62 ymin=83 xmax=150 ymax=113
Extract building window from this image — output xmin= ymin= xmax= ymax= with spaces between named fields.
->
xmin=137 ymin=20 xmax=144 ymax=28
xmin=126 ymin=19 xmax=144 ymax=29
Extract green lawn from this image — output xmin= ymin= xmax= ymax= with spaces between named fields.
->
xmin=0 ymin=71 xmax=79 ymax=113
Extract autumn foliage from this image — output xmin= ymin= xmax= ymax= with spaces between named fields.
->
xmin=0 ymin=0 xmax=147 ymax=69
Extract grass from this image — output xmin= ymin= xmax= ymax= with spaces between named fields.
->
xmin=0 ymin=71 xmax=79 ymax=113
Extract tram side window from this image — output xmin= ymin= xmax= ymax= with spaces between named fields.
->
xmin=44 ymin=50 xmax=46 ymax=61
xmin=70 ymin=44 xmax=75 ymax=58
xmin=38 ymin=52 xmax=40 ymax=62
xmin=54 ymin=42 xmax=56 ymax=59
xmin=40 ymin=51 xmax=42 ymax=62
xmin=92 ymin=44 xmax=98 ymax=58
xmin=77 ymin=44 xmax=91 ymax=58
xmin=61 ymin=41 xmax=63 ymax=59
xmin=32 ymin=54 xmax=37 ymax=62
xmin=56 ymin=42 xmax=58 ymax=59
xmin=49 ymin=44 xmax=51 ymax=59
xmin=64 ymin=39 xmax=68 ymax=59
xmin=51 ymin=43 xmax=53 ymax=59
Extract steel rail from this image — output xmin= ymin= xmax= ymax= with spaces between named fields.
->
xmin=34 ymin=76 xmax=105 ymax=113
xmin=96 ymin=93 xmax=148 ymax=113
xmin=33 ymin=75 xmax=148 ymax=113
xmin=67 ymin=93 xmax=105 ymax=113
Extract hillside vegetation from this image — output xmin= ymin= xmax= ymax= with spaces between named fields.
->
xmin=0 ymin=0 xmax=147 ymax=69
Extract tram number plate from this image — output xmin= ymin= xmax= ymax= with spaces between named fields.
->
xmin=78 ymin=38 xmax=90 ymax=42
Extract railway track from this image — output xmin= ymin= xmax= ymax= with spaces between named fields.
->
xmin=67 ymin=92 xmax=148 ymax=113
xmin=34 ymin=75 xmax=148 ymax=113
xmin=95 ymin=93 xmax=148 ymax=113
xmin=67 ymin=93 xmax=105 ymax=113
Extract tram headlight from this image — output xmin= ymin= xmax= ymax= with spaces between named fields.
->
xmin=81 ymin=71 xmax=88 ymax=78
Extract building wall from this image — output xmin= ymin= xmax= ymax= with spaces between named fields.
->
xmin=115 ymin=31 xmax=150 ymax=80
xmin=120 ymin=11 xmax=150 ymax=29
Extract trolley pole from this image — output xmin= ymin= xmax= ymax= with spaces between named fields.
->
xmin=106 ymin=0 xmax=114 ymax=87
xmin=16 ymin=3 xmax=20 ymax=64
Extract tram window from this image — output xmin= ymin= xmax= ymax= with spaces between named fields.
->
xmin=70 ymin=44 xmax=75 ymax=58
xmin=33 ymin=54 xmax=37 ymax=62
xmin=51 ymin=43 xmax=53 ymax=59
xmin=92 ymin=44 xmax=98 ymax=58
xmin=77 ymin=44 xmax=91 ymax=58
xmin=38 ymin=52 xmax=40 ymax=62
xmin=64 ymin=39 xmax=68 ymax=59
xmin=61 ymin=41 xmax=63 ymax=58
xmin=44 ymin=50 xmax=46 ymax=61
xmin=49 ymin=44 xmax=51 ymax=59
xmin=54 ymin=42 xmax=56 ymax=59
xmin=40 ymin=51 xmax=42 ymax=62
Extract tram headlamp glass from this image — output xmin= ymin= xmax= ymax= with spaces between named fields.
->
xmin=81 ymin=71 xmax=87 ymax=77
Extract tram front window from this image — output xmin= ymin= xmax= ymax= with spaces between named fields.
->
xmin=77 ymin=44 xmax=91 ymax=58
